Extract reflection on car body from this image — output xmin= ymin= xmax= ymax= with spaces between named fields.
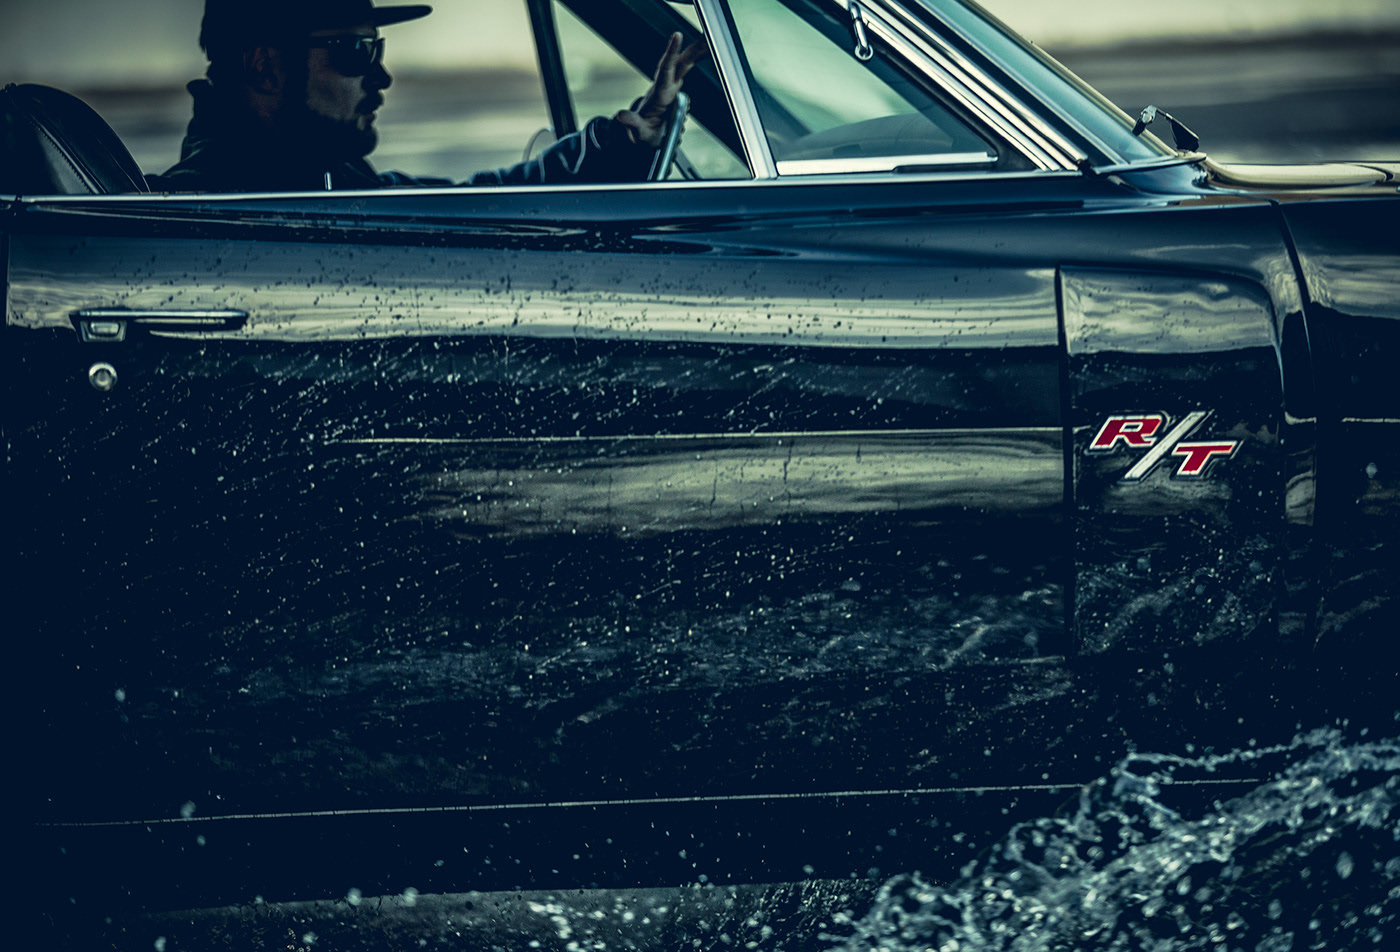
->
xmin=4 ymin=0 xmax=1397 ymax=947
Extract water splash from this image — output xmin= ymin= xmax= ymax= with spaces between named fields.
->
xmin=98 ymin=729 xmax=1399 ymax=951
xmin=830 ymin=728 xmax=1399 ymax=952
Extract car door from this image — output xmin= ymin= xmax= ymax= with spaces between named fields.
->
xmin=10 ymin=0 xmax=1297 ymax=921
xmin=10 ymin=179 xmax=1072 ymax=912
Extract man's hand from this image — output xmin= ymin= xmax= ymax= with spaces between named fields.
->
xmin=614 ymin=33 xmax=707 ymax=148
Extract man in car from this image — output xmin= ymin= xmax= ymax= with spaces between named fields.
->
xmin=149 ymin=0 xmax=702 ymax=192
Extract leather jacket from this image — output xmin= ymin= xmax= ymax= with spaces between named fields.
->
xmin=147 ymin=80 xmax=655 ymax=193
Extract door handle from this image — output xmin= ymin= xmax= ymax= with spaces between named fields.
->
xmin=71 ymin=308 xmax=249 ymax=342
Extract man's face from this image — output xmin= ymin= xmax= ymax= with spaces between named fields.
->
xmin=296 ymin=23 xmax=391 ymax=160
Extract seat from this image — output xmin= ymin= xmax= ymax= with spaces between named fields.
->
xmin=0 ymin=83 xmax=149 ymax=195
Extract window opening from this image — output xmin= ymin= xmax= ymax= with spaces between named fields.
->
xmin=553 ymin=1 xmax=749 ymax=179
xmin=726 ymin=0 xmax=1014 ymax=174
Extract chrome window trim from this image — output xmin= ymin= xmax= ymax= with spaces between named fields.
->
xmin=741 ymin=167 xmax=1082 ymax=187
xmin=776 ymin=151 xmax=995 ymax=175
xmin=845 ymin=0 xmax=1084 ymax=170
xmin=693 ymin=0 xmax=779 ymax=179
xmin=699 ymin=0 xmax=1084 ymax=176
xmin=896 ymin=0 xmax=1160 ymax=165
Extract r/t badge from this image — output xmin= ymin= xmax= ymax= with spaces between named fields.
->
xmin=1089 ymin=411 xmax=1238 ymax=481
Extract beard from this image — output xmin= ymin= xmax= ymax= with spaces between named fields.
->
xmin=283 ymin=98 xmax=379 ymax=166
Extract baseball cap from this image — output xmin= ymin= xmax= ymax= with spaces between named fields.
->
xmin=200 ymin=0 xmax=433 ymax=52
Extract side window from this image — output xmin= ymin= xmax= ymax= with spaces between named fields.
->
xmin=374 ymin=4 xmax=552 ymax=181
xmin=552 ymin=0 xmax=750 ymax=180
xmin=726 ymin=0 xmax=1007 ymax=174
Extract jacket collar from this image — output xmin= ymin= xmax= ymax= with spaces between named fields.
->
xmin=166 ymin=79 xmax=381 ymax=192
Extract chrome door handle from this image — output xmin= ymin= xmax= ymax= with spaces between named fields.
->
xmin=72 ymin=308 xmax=249 ymax=342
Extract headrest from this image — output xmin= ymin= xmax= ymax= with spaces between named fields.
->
xmin=1 ymin=83 xmax=150 ymax=195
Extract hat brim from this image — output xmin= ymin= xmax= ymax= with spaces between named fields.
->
xmin=370 ymin=4 xmax=432 ymax=27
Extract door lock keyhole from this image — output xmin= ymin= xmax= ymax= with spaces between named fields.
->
xmin=88 ymin=362 xmax=118 ymax=392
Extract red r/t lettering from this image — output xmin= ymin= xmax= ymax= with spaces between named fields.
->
xmin=1172 ymin=442 xmax=1237 ymax=476
xmin=1090 ymin=415 xmax=1164 ymax=451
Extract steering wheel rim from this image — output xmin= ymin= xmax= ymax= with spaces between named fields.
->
xmin=647 ymin=92 xmax=690 ymax=182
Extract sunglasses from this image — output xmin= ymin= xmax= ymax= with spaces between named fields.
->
xmin=306 ymin=35 xmax=386 ymax=76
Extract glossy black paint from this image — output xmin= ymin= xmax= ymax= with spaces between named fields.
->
xmin=9 ymin=179 xmax=1077 ymax=815
xmin=10 ymin=165 xmax=1387 ymax=929
xmin=5 ymin=0 xmax=1399 ymax=937
xmin=1277 ymin=196 xmax=1400 ymax=656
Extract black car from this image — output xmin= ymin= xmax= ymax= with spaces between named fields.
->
xmin=5 ymin=0 xmax=1397 ymax=947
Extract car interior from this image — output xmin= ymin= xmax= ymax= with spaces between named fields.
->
xmin=1 ymin=0 xmax=1024 ymax=197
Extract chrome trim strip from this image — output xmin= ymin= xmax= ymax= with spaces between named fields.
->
xmin=776 ymin=152 xmax=995 ymax=175
xmin=883 ymin=1 xmax=1141 ymax=165
xmin=40 ymin=774 xmax=1262 ymax=829
xmin=852 ymin=0 xmax=1082 ymax=170
xmin=692 ymin=0 xmax=778 ymax=179
xmin=20 ymin=169 xmax=1085 ymax=207
xmin=328 ymin=426 xmax=1065 ymax=447
xmin=751 ymin=167 xmax=1079 ymax=186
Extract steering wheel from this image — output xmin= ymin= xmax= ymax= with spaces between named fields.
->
xmin=647 ymin=92 xmax=690 ymax=182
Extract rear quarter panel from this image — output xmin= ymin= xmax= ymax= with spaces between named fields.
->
xmin=1281 ymin=195 xmax=1400 ymax=658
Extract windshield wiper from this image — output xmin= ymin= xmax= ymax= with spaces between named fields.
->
xmin=1132 ymin=105 xmax=1200 ymax=151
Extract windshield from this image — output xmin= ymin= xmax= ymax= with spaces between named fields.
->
xmin=908 ymin=0 xmax=1174 ymax=163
